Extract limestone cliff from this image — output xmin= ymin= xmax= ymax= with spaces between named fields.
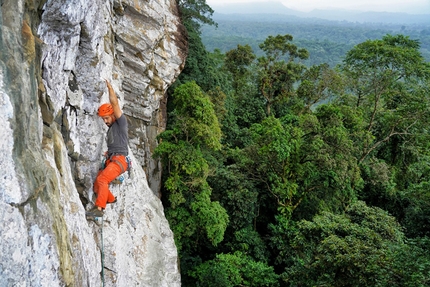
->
xmin=0 ymin=0 xmax=186 ymax=286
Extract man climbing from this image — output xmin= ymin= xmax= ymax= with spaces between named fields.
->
xmin=86 ymin=80 xmax=129 ymax=220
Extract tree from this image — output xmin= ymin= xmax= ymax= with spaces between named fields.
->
xmin=243 ymin=108 xmax=361 ymax=219
xmin=270 ymin=201 xmax=414 ymax=287
xmin=297 ymin=63 xmax=344 ymax=113
xmin=221 ymin=45 xmax=265 ymax=148
xmin=224 ymin=44 xmax=256 ymax=95
xmin=246 ymin=115 xmax=304 ymax=217
xmin=257 ymin=34 xmax=309 ymax=116
xmin=174 ymin=22 xmax=227 ymax=92
xmin=174 ymin=0 xmax=230 ymax=94
xmin=341 ymin=34 xmax=430 ymax=164
xmin=190 ymin=251 xmax=279 ymax=287
xmin=176 ymin=0 xmax=216 ymax=30
xmin=340 ymin=34 xmax=430 ymax=236
xmin=154 ymin=82 xmax=228 ymax=253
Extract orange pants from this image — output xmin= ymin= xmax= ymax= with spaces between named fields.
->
xmin=94 ymin=155 xmax=128 ymax=208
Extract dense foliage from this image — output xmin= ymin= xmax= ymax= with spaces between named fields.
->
xmin=155 ymin=2 xmax=430 ymax=286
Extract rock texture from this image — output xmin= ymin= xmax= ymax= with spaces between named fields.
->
xmin=0 ymin=0 xmax=186 ymax=286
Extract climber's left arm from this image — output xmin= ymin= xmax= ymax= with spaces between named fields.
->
xmin=106 ymin=80 xmax=122 ymax=119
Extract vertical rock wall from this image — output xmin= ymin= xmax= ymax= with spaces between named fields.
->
xmin=0 ymin=0 xmax=186 ymax=286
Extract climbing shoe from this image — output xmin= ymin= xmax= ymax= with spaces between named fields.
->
xmin=86 ymin=206 xmax=104 ymax=220
xmin=107 ymin=198 xmax=117 ymax=204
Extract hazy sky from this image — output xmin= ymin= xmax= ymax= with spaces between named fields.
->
xmin=206 ymin=0 xmax=430 ymax=14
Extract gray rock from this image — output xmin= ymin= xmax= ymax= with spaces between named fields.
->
xmin=0 ymin=0 xmax=186 ymax=286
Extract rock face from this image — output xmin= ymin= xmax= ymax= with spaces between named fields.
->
xmin=0 ymin=0 xmax=186 ymax=286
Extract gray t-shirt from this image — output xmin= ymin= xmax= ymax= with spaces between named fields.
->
xmin=107 ymin=114 xmax=128 ymax=156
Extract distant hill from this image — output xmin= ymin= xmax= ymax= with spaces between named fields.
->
xmin=210 ymin=1 xmax=430 ymax=25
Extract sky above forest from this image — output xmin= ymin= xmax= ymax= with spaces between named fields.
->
xmin=206 ymin=0 xmax=430 ymax=14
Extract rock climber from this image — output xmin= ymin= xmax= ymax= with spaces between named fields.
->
xmin=86 ymin=80 xmax=129 ymax=220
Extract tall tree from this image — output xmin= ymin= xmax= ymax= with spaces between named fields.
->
xmin=244 ymin=106 xmax=362 ymax=219
xmin=224 ymin=44 xmax=256 ymax=95
xmin=176 ymin=0 xmax=216 ymax=30
xmin=269 ymin=201 xmax=427 ymax=287
xmin=297 ymin=63 xmax=343 ymax=113
xmin=340 ymin=34 xmax=430 ymax=232
xmin=154 ymin=82 xmax=228 ymax=253
xmin=222 ymin=44 xmax=265 ymax=147
xmin=174 ymin=0 xmax=229 ymax=93
xmin=257 ymin=34 xmax=309 ymax=116
xmin=341 ymin=34 xmax=430 ymax=164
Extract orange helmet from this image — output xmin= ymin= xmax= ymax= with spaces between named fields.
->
xmin=98 ymin=103 xmax=114 ymax=117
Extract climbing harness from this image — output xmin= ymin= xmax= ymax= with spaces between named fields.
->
xmin=112 ymin=155 xmax=132 ymax=184
xmin=101 ymin=154 xmax=133 ymax=184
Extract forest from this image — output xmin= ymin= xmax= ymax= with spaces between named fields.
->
xmin=201 ymin=13 xmax=430 ymax=67
xmin=155 ymin=1 xmax=430 ymax=286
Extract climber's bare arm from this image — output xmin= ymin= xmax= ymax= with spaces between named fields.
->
xmin=106 ymin=80 xmax=122 ymax=119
